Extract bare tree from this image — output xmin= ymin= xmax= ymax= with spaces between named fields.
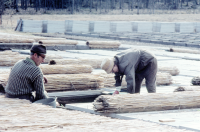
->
xmin=0 ymin=0 xmax=3 ymax=25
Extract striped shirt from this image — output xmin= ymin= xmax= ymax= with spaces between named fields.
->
xmin=5 ymin=57 xmax=48 ymax=101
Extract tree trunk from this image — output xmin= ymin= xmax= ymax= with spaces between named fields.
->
xmin=100 ymin=0 xmax=102 ymax=13
xmin=71 ymin=0 xmax=74 ymax=14
xmin=153 ymin=0 xmax=155 ymax=14
xmin=131 ymin=0 xmax=134 ymax=11
xmin=0 ymin=0 xmax=2 ymax=25
xmin=15 ymin=0 xmax=19 ymax=12
xmin=90 ymin=0 xmax=92 ymax=12
xmin=122 ymin=0 xmax=124 ymax=12
xmin=137 ymin=0 xmax=139 ymax=14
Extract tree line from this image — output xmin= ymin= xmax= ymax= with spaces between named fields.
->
xmin=0 ymin=0 xmax=199 ymax=15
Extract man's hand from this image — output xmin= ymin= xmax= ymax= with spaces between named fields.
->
xmin=112 ymin=90 xmax=119 ymax=96
xmin=44 ymin=77 xmax=48 ymax=83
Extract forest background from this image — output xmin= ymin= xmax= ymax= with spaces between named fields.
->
xmin=1 ymin=0 xmax=200 ymax=32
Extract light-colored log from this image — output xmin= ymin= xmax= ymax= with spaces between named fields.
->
xmin=93 ymin=91 xmax=200 ymax=113
xmin=79 ymin=58 xmax=103 ymax=69
xmin=38 ymin=40 xmax=78 ymax=45
xmin=0 ymin=74 xmax=9 ymax=89
xmin=44 ymin=74 xmax=104 ymax=92
xmin=0 ymin=38 xmax=35 ymax=43
xmin=86 ymin=41 xmax=121 ymax=46
xmin=174 ymin=86 xmax=200 ymax=92
xmin=0 ymin=55 xmax=29 ymax=66
xmin=92 ymin=72 xmax=173 ymax=88
xmin=0 ymin=50 xmax=19 ymax=55
xmin=40 ymin=65 xmax=93 ymax=74
xmin=158 ymin=66 xmax=179 ymax=76
xmin=86 ymin=41 xmax=121 ymax=48
xmin=49 ymin=58 xmax=104 ymax=69
xmin=170 ymin=48 xmax=200 ymax=54
xmin=44 ymin=55 xmax=63 ymax=63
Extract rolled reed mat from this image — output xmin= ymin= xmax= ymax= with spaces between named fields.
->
xmin=86 ymin=41 xmax=121 ymax=46
xmin=38 ymin=40 xmax=78 ymax=45
xmin=92 ymin=72 xmax=172 ymax=88
xmin=86 ymin=41 xmax=121 ymax=48
xmin=49 ymin=58 xmax=104 ymax=69
xmin=170 ymin=48 xmax=200 ymax=54
xmin=44 ymin=74 xmax=104 ymax=92
xmin=0 ymin=74 xmax=9 ymax=88
xmin=121 ymin=72 xmax=173 ymax=86
xmin=0 ymin=50 xmax=20 ymax=55
xmin=79 ymin=58 xmax=103 ymax=69
xmin=40 ymin=65 xmax=93 ymax=74
xmin=174 ymin=86 xmax=200 ymax=92
xmin=33 ymin=37 xmax=66 ymax=42
xmin=0 ymin=70 xmax=10 ymax=74
xmin=0 ymin=38 xmax=35 ymax=43
xmin=93 ymin=91 xmax=200 ymax=113
xmin=44 ymin=55 xmax=63 ymax=63
xmin=0 ymin=55 xmax=29 ymax=66
xmin=158 ymin=66 xmax=179 ymax=76
xmin=0 ymin=95 xmax=186 ymax=132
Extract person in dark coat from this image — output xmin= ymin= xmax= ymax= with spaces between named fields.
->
xmin=101 ymin=49 xmax=157 ymax=94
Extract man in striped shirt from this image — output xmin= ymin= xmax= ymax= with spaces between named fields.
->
xmin=5 ymin=44 xmax=48 ymax=102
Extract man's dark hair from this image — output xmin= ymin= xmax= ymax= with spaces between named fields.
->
xmin=30 ymin=44 xmax=46 ymax=54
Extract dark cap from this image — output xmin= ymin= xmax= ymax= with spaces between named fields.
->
xmin=30 ymin=44 xmax=46 ymax=54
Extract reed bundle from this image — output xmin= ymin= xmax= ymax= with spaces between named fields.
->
xmin=174 ymin=86 xmax=200 ymax=92
xmin=40 ymin=65 xmax=93 ymax=75
xmin=0 ymin=37 xmax=35 ymax=43
xmin=0 ymin=55 xmax=29 ymax=66
xmin=44 ymin=74 xmax=104 ymax=92
xmin=0 ymin=50 xmax=19 ymax=55
xmin=0 ymin=70 xmax=10 ymax=74
xmin=170 ymin=48 xmax=200 ymax=54
xmin=32 ymin=37 xmax=66 ymax=42
xmin=49 ymin=58 xmax=104 ymax=69
xmin=93 ymin=91 xmax=200 ymax=113
xmin=44 ymin=55 xmax=63 ymax=63
xmin=0 ymin=74 xmax=9 ymax=89
xmin=158 ymin=66 xmax=179 ymax=76
xmin=86 ymin=41 xmax=121 ymax=48
xmin=0 ymin=95 xmax=184 ymax=132
xmin=156 ymin=72 xmax=173 ymax=85
xmin=92 ymin=72 xmax=172 ymax=88
xmin=38 ymin=40 xmax=78 ymax=46
xmin=79 ymin=58 xmax=103 ymax=69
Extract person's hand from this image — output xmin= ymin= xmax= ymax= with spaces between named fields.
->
xmin=56 ymin=101 xmax=60 ymax=106
xmin=112 ymin=90 xmax=119 ymax=96
xmin=44 ymin=77 xmax=48 ymax=83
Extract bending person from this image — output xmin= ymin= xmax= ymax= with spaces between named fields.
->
xmin=101 ymin=49 xmax=157 ymax=94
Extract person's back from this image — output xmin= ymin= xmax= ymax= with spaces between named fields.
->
xmin=5 ymin=44 xmax=48 ymax=102
xmin=6 ymin=59 xmax=42 ymax=97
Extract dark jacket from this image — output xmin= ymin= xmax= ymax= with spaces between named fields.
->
xmin=114 ymin=49 xmax=157 ymax=93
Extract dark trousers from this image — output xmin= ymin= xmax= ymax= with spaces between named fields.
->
xmin=5 ymin=93 xmax=35 ymax=103
xmin=135 ymin=58 xmax=157 ymax=93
